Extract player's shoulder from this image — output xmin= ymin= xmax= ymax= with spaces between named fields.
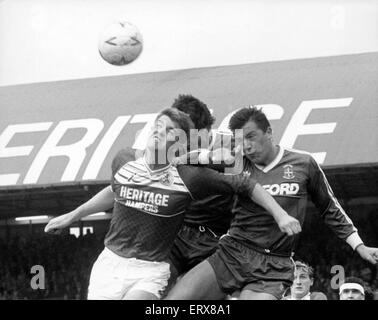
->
xmin=176 ymin=164 xmax=220 ymax=182
xmin=282 ymin=146 xmax=315 ymax=163
xmin=310 ymin=292 xmax=328 ymax=300
xmin=113 ymin=147 xmax=137 ymax=162
xmin=176 ymin=164 xmax=204 ymax=175
xmin=112 ymin=147 xmax=139 ymax=173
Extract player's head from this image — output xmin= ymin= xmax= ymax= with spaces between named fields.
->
xmin=228 ymin=106 xmax=273 ymax=165
xmin=171 ymin=94 xmax=215 ymax=131
xmin=147 ymin=107 xmax=194 ymax=160
xmin=291 ymin=261 xmax=314 ymax=299
xmin=339 ymin=277 xmax=365 ymax=300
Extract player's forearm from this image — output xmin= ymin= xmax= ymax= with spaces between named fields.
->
xmin=251 ymin=184 xmax=288 ymax=221
xmin=321 ymin=206 xmax=363 ymax=250
xmin=309 ymin=157 xmax=363 ymax=249
xmin=68 ymin=186 xmax=114 ymax=222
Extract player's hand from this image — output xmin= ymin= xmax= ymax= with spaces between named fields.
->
xmin=211 ymin=147 xmax=235 ymax=164
xmin=356 ymin=245 xmax=378 ymax=265
xmin=170 ymin=154 xmax=188 ymax=166
xmin=171 ymin=157 xmax=183 ymax=166
xmin=44 ymin=213 xmax=74 ymax=235
xmin=276 ymin=214 xmax=302 ymax=236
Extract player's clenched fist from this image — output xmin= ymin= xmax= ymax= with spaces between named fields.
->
xmin=356 ymin=245 xmax=378 ymax=265
xmin=276 ymin=214 xmax=302 ymax=236
xmin=44 ymin=213 xmax=74 ymax=235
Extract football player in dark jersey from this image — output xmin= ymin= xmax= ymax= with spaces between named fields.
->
xmin=166 ymin=106 xmax=378 ymax=300
xmin=167 ymin=95 xmax=238 ymax=291
xmin=45 ymin=107 xmax=300 ymax=300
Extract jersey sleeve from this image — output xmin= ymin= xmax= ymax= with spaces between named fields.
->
xmin=178 ymin=165 xmax=256 ymax=200
xmin=307 ymin=156 xmax=363 ymax=249
xmin=110 ymin=147 xmax=137 ymax=191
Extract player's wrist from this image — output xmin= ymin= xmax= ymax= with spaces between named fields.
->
xmin=198 ymin=149 xmax=211 ymax=164
xmin=68 ymin=208 xmax=81 ymax=223
xmin=355 ymin=243 xmax=365 ymax=253
xmin=346 ymin=232 xmax=364 ymax=251
xmin=271 ymin=207 xmax=289 ymax=223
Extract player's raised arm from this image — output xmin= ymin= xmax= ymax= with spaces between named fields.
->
xmin=179 ymin=165 xmax=301 ymax=236
xmin=308 ymin=156 xmax=378 ymax=264
xmin=44 ymin=147 xmax=137 ymax=235
xmin=44 ymin=185 xmax=114 ymax=234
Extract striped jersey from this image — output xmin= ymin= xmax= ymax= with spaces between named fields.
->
xmin=230 ymin=146 xmax=357 ymax=256
xmin=104 ymin=151 xmax=256 ymax=262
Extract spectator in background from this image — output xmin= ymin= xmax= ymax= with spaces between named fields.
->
xmin=0 ymin=232 xmax=104 ymax=300
xmin=283 ymin=261 xmax=327 ymax=300
xmin=373 ymin=289 xmax=378 ymax=300
xmin=339 ymin=277 xmax=365 ymax=300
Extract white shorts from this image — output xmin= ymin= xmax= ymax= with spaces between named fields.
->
xmin=87 ymin=247 xmax=170 ymax=300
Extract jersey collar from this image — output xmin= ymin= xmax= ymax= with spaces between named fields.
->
xmin=287 ymin=293 xmax=311 ymax=300
xmin=302 ymin=293 xmax=311 ymax=300
xmin=142 ymin=155 xmax=172 ymax=175
xmin=254 ymin=145 xmax=284 ymax=173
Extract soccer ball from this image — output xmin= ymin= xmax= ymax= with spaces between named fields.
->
xmin=98 ymin=21 xmax=143 ymax=66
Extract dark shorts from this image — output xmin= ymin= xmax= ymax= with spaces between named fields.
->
xmin=208 ymin=235 xmax=294 ymax=299
xmin=168 ymin=224 xmax=221 ymax=277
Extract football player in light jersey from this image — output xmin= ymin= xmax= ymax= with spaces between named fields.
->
xmin=45 ymin=107 xmax=300 ymax=300
xmin=109 ymin=95 xmax=237 ymax=290
xmin=282 ymin=261 xmax=327 ymax=300
xmin=166 ymin=106 xmax=378 ymax=300
xmin=108 ymin=96 xmax=238 ymax=294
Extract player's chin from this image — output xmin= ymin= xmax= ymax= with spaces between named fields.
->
xmin=147 ymin=139 xmax=161 ymax=151
xmin=293 ymin=289 xmax=304 ymax=294
xmin=245 ymin=153 xmax=259 ymax=162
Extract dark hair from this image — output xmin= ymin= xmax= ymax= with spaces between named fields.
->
xmin=171 ymin=94 xmax=215 ymax=130
xmin=343 ymin=277 xmax=365 ymax=287
xmin=158 ymin=108 xmax=194 ymax=139
xmin=228 ymin=106 xmax=270 ymax=133
xmin=295 ymin=261 xmax=314 ymax=279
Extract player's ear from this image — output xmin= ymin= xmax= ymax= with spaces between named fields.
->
xmin=266 ymin=126 xmax=273 ymax=140
xmin=167 ymin=128 xmax=177 ymax=141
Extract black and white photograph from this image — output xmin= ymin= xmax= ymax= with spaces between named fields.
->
xmin=0 ymin=0 xmax=377 ymax=305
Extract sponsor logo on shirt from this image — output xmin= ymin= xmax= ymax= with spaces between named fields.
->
xmin=242 ymin=170 xmax=251 ymax=177
xmin=118 ymin=185 xmax=170 ymax=214
xmin=263 ymin=183 xmax=299 ymax=196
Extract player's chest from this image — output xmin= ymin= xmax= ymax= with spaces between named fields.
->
xmin=113 ymin=166 xmax=191 ymax=216
xmin=246 ymin=163 xmax=308 ymax=197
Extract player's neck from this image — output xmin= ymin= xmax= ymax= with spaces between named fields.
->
xmin=293 ymin=292 xmax=309 ymax=300
xmin=262 ymin=144 xmax=280 ymax=166
xmin=144 ymin=149 xmax=170 ymax=171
